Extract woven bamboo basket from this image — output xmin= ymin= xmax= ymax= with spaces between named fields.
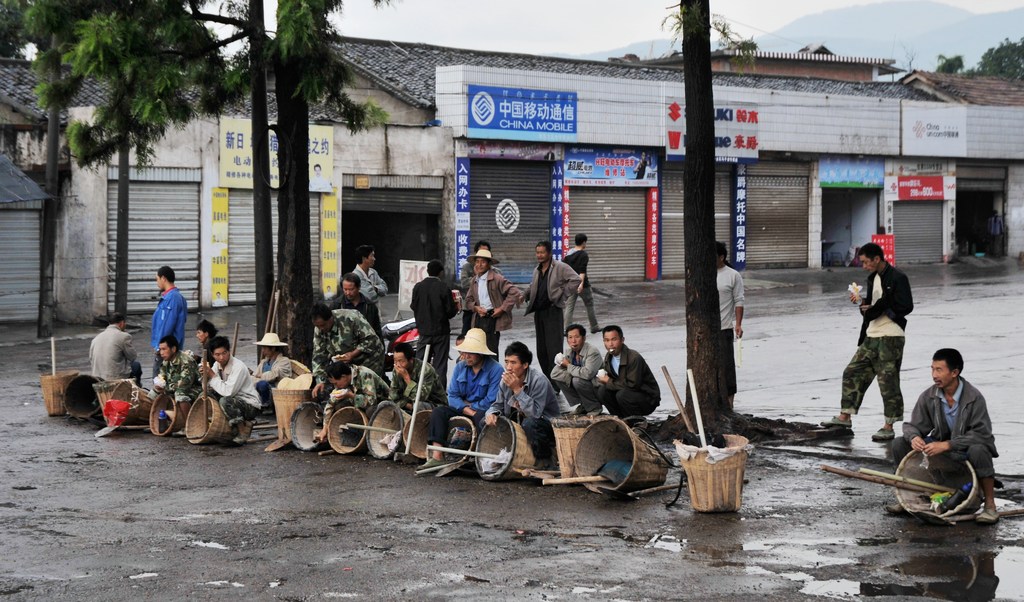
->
xmin=551 ymin=415 xmax=606 ymax=478
xmin=401 ymin=409 xmax=434 ymax=459
xmin=895 ymin=449 xmax=980 ymax=518
xmin=679 ymin=434 xmax=750 ymax=512
xmin=367 ymin=402 xmax=409 ymax=460
xmin=290 ymin=360 xmax=311 ymax=376
xmin=290 ymin=402 xmax=329 ymax=452
xmin=185 ymin=395 xmax=254 ymax=445
xmin=40 ymin=370 xmax=78 ymax=416
xmin=271 ymin=388 xmax=311 ymax=442
xmin=148 ymin=394 xmax=186 ymax=436
xmin=475 ymin=417 xmax=537 ymax=481
xmin=575 ymin=417 xmax=669 ymax=493
xmin=444 ymin=416 xmax=478 ymax=461
xmin=93 ymin=379 xmax=153 ymax=426
xmin=327 ymin=406 xmax=368 ymax=455
xmin=64 ymin=374 xmax=103 ymax=419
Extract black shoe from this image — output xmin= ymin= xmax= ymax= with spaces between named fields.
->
xmin=590 ymin=327 xmax=601 ymax=335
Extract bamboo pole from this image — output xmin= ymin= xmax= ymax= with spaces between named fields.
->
xmin=231 ymin=322 xmax=240 ymax=355
xmin=628 ymin=483 xmax=681 ymax=498
xmin=821 ymin=464 xmax=938 ymax=494
xmin=50 ymin=337 xmax=56 ymax=375
xmin=318 ymin=449 xmax=337 ymax=457
xmin=426 ymin=444 xmax=500 ymax=459
xmin=685 ymin=368 xmax=707 ymax=448
xmin=542 ymin=475 xmax=609 ymax=485
xmin=858 ymin=468 xmax=952 ymax=493
xmin=415 ymin=462 xmax=458 ymax=476
xmin=401 ymin=344 xmax=431 ymax=456
xmin=341 ymin=423 xmax=398 ymax=435
xmin=661 ymin=366 xmax=696 ymax=434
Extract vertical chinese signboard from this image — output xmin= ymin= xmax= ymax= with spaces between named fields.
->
xmin=551 ymin=163 xmax=566 ymax=260
xmin=732 ymin=165 xmax=748 ymax=271
xmin=455 ymin=158 xmax=471 ymax=270
xmin=871 ymin=233 xmax=896 ymax=266
xmin=321 ymin=188 xmax=339 ymax=299
xmin=211 ymin=188 xmax=229 ymax=306
xmin=645 ymin=188 xmax=660 ymax=281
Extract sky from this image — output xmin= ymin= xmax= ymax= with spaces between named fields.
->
xmin=324 ymin=0 xmax=1024 ymax=56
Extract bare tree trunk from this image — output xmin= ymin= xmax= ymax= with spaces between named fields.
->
xmin=681 ymin=0 xmax=724 ymax=426
xmin=37 ymin=34 xmax=59 ymax=337
xmin=274 ymin=58 xmax=313 ymax=365
xmin=250 ymin=0 xmax=273 ymax=339
xmin=114 ymin=143 xmax=130 ymax=317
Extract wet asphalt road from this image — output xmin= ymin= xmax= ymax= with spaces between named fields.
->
xmin=2 ymin=258 xmax=1024 ymax=600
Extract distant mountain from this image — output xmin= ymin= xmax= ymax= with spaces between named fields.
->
xmin=559 ymin=1 xmax=1024 ymax=73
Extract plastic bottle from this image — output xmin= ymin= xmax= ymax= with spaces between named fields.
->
xmin=938 ymin=482 xmax=972 ymax=514
xmin=158 ymin=409 xmax=169 ymax=433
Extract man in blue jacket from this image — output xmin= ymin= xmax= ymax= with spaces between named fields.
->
xmin=421 ymin=329 xmax=503 ymax=470
xmin=151 ymin=265 xmax=188 ymax=380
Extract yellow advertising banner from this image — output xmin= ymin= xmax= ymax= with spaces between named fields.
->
xmin=321 ymin=188 xmax=340 ymax=300
xmin=219 ymin=118 xmax=335 ymax=191
xmin=211 ymin=187 xmax=230 ymax=307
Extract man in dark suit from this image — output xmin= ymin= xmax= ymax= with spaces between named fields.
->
xmin=595 ymin=325 xmax=661 ymax=418
xmin=411 ymin=259 xmax=459 ymax=387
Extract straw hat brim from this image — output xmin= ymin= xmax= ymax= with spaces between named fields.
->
xmin=455 ymin=340 xmax=496 ymax=356
xmin=255 ymin=340 xmax=289 ymax=347
xmin=467 ymin=253 xmax=500 ymax=265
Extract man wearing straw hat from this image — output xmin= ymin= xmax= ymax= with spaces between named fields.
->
xmin=315 ymin=360 xmax=390 ymax=443
xmin=311 ymin=303 xmax=386 ymax=399
xmin=389 ymin=342 xmax=447 ymax=413
xmin=252 ymin=332 xmax=293 ymax=411
xmin=420 ymin=330 xmax=504 ymax=470
xmin=152 ymin=334 xmax=201 ymax=416
xmin=464 ymin=247 xmax=522 ymax=355
xmin=90 ymin=312 xmax=142 ymax=386
xmin=203 ymin=335 xmax=261 ymax=444
xmin=485 ymin=341 xmax=561 ymax=470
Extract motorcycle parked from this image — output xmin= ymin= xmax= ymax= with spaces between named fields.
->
xmin=381 ymin=317 xmax=419 ymax=373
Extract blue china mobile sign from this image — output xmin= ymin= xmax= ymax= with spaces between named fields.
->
xmin=564 ymin=147 xmax=658 ymax=187
xmin=467 ymin=85 xmax=577 ymax=143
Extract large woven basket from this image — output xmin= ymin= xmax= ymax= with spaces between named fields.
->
xmin=64 ymin=374 xmax=103 ymax=419
xmin=290 ymin=360 xmax=311 ymax=376
xmin=185 ymin=395 xmax=253 ymax=445
xmin=895 ymin=449 xmax=980 ymax=518
xmin=443 ymin=416 xmax=478 ymax=463
xmin=367 ymin=402 xmax=409 ymax=460
xmin=575 ymin=417 xmax=669 ymax=493
xmin=551 ymin=415 xmax=606 ymax=478
xmin=679 ymin=434 xmax=750 ymax=512
xmin=327 ymin=406 xmax=368 ymax=455
xmin=40 ymin=370 xmax=78 ymax=416
xmin=149 ymin=394 xmax=186 ymax=436
xmin=475 ymin=417 xmax=537 ymax=481
xmin=271 ymin=388 xmax=311 ymax=442
xmin=290 ymin=402 xmax=329 ymax=452
xmin=93 ymin=379 xmax=153 ymax=426
xmin=401 ymin=409 xmax=434 ymax=459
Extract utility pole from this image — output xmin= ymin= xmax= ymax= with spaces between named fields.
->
xmin=251 ymin=0 xmax=274 ymax=338
xmin=37 ymin=34 xmax=59 ymax=338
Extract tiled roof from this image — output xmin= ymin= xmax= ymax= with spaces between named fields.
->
xmin=0 ymin=153 xmax=49 ymax=203
xmin=0 ymin=59 xmax=108 ymax=122
xmin=338 ymin=37 xmax=934 ymax=109
xmin=901 ymin=71 xmax=1024 ymax=107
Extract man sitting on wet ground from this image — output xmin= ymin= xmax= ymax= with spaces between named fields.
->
xmin=888 ymin=348 xmax=999 ymax=524
xmin=388 ymin=342 xmax=447 ymax=413
xmin=485 ymin=341 xmax=561 ymax=471
xmin=151 ymin=334 xmax=201 ymax=416
xmin=421 ymin=330 xmax=504 ymax=471
xmin=315 ymin=360 xmax=390 ymax=443
xmin=203 ymin=336 xmax=262 ymax=445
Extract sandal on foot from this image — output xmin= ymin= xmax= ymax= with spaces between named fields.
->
xmin=820 ymin=416 xmax=852 ymax=428
xmin=976 ymin=507 xmax=999 ymax=525
xmin=871 ymin=428 xmax=895 ymax=441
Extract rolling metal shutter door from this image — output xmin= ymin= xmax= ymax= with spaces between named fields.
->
xmin=745 ymin=162 xmax=809 ymax=269
xmin=341 ymin=188 xmax=442 ymax=214
xmin=892 ymin=201 xmax=943 ymax=264
xmin=470 ymin=160 xmax=551 ymax=283
xmin=107 ymin=182 xmax=200 ymax=313
xmin=0 ymin=209 xmax=41 ymax=322
xmin=568 ymin=188 xmax=646 ymax=283
xmin=661 ymin=166 xmax=732 ymax=278
xmin=228 ymin=191 xmax=321 ymax=305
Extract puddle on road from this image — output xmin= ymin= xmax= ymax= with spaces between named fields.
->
xmin=644 ymin=534 xmax=686 ymax=552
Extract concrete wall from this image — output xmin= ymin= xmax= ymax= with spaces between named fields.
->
xmin=710 ymin=58 xmax=878 ymax=82
xmin=1008 ymin=164 xmax=1024 ymax=259
xmin=346 ymin=72 xmax=435 ymax=126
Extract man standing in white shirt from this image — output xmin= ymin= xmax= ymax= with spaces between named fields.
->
xmin=716 ymin=242 xmax=744 ymax=408
xmin=203 ymin=336 xmax=261 ymax=444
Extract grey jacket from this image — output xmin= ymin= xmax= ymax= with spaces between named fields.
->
xmin=550 ymin=341 xmax=602 ymax=385
xmin=524 ymin=260 xmax=581 ymax=313
xmin=89 ymin=325 xmax=138 ymax=380
xmin=487 ymin=367 xmax=560 ymax=421
xmin=254 ymin=354 xmax=293 ymax=385
xmin=902 ymin=377 xmax=998 ymax=457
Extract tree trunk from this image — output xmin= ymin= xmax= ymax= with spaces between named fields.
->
xmin=114 ymin=143 xmax=130 ymax=317
xmin=681 ymin=0 xmax=725 ymax=426
xmin=250 ymin=0 xmax=273 ymax=339
xmin=274 ymin=57 xmax=313 ymax=365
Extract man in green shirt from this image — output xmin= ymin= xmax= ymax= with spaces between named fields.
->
xmin=389 ymin=342 xmax=447 ymax=412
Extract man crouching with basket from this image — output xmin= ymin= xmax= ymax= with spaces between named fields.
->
xmin=203 ymin=336 xmax=262 ymax=445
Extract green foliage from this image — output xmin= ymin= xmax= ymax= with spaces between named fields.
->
xmin=0 ymin=0 xmax=31 ymax=58
xmin=662 ymin=1 xmax=757 ymax=71
xmin=970 ymin=37 xmax=1024 ymax=80
xmin=935 ymin=54 xmax=964 ymax=74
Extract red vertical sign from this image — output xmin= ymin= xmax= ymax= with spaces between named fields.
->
xmin=872 ymin=234 xmax=896 ymax=266
xmin=645 ymin=188 xmax=660 ymax=280
xmin=562 ymin=186 xmax=571 ymax=254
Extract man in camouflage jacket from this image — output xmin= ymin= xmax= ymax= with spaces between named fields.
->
xmin=316 ymin=361 xmax=390 ymax=442
xmin=388 ymin=342 xmax=447 ymax=412
xmin=153 ymin=334 xmax=201 ymax=406
xmin=311 ymin=304 xmax=385 ymax=399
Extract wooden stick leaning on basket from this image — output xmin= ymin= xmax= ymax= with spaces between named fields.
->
xmin=661 ymin=366 xmax=696 ymax=434
xmin=396 ymin=343 xmax=430 ymax=462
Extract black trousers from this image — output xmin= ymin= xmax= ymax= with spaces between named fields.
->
xmin=597 ymin=385 xmax=659 ymax=418
xmin=523 ymin=416 xmax=555 ymax=461
xmin=533 ymin=306 xmax=563 ymax=381
xmin=417 ymin=333 xmax=450 ymax=389
xmin=719 ymin=329 xmax=737 ymax=396
xmin=427 ymin=405 xmax=485 ymax=446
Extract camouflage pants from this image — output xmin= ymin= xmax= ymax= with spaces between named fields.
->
xmin=218 ymin=395 xmax=261 ymax=427
xmin=840 ymin=336 xmax=905 ymax=424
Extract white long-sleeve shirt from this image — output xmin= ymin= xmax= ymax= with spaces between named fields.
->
xmin=209 ymin=357 xmax=261 ymax=408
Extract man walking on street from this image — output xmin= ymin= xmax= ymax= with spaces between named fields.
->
xmin=90 ymin=312 xmax=142 ymax=385
xmin=562 ymin=234 xmax=600 ymax=334
xmin=151 ymin=265 xmax=187 ymax=380
xmin=717 ymin=242 xmax=744 ymax=408
xmin=525 ymin=241 xmax=581 ymax=382
xmin=411 ymin=259 xmax=459 ymax=387
xmin=353 ymin=244 xmax=388 ymax=304
xmin=822 ymin=242 xmax=913 ymax=441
